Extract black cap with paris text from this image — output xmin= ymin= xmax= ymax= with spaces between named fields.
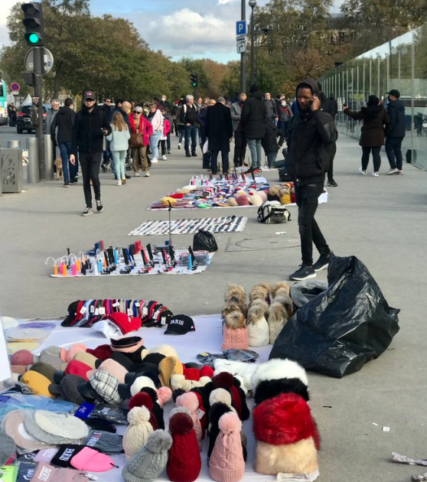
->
xmin=164 ymin=315 xmax=195 ymax=335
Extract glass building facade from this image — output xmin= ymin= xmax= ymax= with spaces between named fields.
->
xmin=320 ymin=24 xmax=427 ymax=170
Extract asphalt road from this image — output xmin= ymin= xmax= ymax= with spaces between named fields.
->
xmin=1 ymin=132 xmax=427 ymax=482
xmin=0 ymin=125 xmax=34 ymax=149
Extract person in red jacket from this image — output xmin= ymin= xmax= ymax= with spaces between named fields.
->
xmin=129 ymin=106 xmax=153 ymax=178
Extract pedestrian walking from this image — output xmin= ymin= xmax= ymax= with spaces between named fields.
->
xmin=241 ymin=84 xmax=267 ymax=172
xmin=286 ymin=80 xmax=337 ymax=281
xmin=205 ymin=97 xmax=233 ymax=175
xmin=147 ymin=103 xmax=164 ymax=163
xmin=318 ymin=83 xmax=338 ymax=187
xmin=50 ymin=97 xmax=77 ymax=187
xmin=277 ymin=97 xmax=292 ymax=140
xmin=180 ymin=95 xmax=198 ymax=158
xmin=70 ymin=90 xmax=111 ymax=216
xmin=385 ymin=89 xmax=406 ymax=175
xmin=261 ymin=118 xmax=285 ymax=169
xmin=231 ymin=93 xmax=247 ymax=167
xmin=160 ymin=95 xmax=172 ymax=113
xmin=107 ymin=112 xmax=130 ymax=186
xmin=344 ymin=95 xmax=390 ymax=177
xmin=129 ymin=106 xmax=153 ymax=177
xmin=46 ymin=99 xmax=60 ymax=166
xmin=158 ymin=110 xmax=171 ymax=161
xmin=163 ymin=107 xmax=173 ymax=154
xmin=198 ymin=99 xmax=216 ymax=169
xmin=264 ymin=92 xmax=278 ymax=123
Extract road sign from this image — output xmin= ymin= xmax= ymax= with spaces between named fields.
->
xmin=24 ymin=47 xmax=54 ymax=75
xmin=10 ymin=82 xmax=20 ymax=92
xmin=236 ymin=35 xmax=247 ymax=54
xmin=236 ymin=21 xmax=247 ymax=36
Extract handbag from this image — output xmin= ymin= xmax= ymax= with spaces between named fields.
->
xmin=257 ymin=201 xmax=291 ymax=224
xmin=129 ymin=133 xmax=144 ymax=149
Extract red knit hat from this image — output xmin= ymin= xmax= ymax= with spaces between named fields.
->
xmin=167 ymin=412 xmax=201 ymax=482
xmin=253 ymin=393 xmax=320 ymax=448
xmin=64 ymin=360 xmax=92 ymax=380
xmin=200 ymin=366 xmax=214 ymax=379
xmin=183 ymin=368 xmax=201 ymax=382
xmin=86 ymin=344 xmax=113 ymax=360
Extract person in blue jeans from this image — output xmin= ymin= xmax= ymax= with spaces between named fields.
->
xmin=50 ymin=98 xmax=77 ymax=187
xmin=107 ymin=112 xmax=130 ymax=186
xmin=180 ymin=95 xmax=198 ymax=157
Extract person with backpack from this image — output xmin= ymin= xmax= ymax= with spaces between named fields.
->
xmin=286 ymin=80 xmax=337 ymax=281
xmin=106 ymin=111 xmax=130 ymax=186
xmin=261 ymin=118 xmax=285 ymax=169
xmin=70 ymin=90 xmax=111 ymax=216
xmin=344 ymin=95 xmax=390 ymax=176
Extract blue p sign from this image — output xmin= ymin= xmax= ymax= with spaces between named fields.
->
xmin=236 ymin=21 xmax=247 ymax=36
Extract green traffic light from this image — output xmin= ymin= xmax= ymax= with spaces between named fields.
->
xmin=29 ymin=33 xmax=39 ymax=44
xmin=192 ymin=83 xmax=197 ymax=87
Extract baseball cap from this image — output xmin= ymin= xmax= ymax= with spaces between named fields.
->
xmin=387 ymin=89 xmax=400 ymax=98
xmin=165 ymin=315 xmax=195 ymax=335
xmin=83 ymin=90 xmax=96 ymax=100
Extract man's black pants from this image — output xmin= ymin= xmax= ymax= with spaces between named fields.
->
xmin=79 ymin=152 xmax=103 ymax=208
xmin=295 ymin=182 xmax=330 ymax=266
xmin=211 ymin=151 xmax=229 ymax=174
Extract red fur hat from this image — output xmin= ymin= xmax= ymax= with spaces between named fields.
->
xmin=184 ymin=367 xmax=201 ymax=382
xmin=200 ymin=365 xmax=214 ymax=378
xmin=253 ymin=393 xmax=320 ymax=448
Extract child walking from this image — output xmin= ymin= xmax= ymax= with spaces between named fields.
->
xmin=107 ymin=112 xmax=130 ymax=186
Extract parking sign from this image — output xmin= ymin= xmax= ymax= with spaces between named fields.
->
xmin=236 ymin=21 xmax=247 ymax=36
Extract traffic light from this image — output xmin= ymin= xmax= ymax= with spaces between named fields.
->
xmin=22 ymin=2 xmax=44 ymax=46
xmin=190 ymin=73 xmax=198 ymax=88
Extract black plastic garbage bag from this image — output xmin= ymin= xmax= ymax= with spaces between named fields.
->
xmin=270 ymin=255 xmax=400 ymax=378
xmin=290 ymin=280 xmax=328 ymax=308
xmin=193 ymin=230 xmax=218 ymax=252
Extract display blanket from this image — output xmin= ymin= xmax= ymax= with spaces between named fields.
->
xmin=128 ymin=215 xmax=248 ymax=236
xmin=18 ymin=315 xmax=272 ymax=482
xmin=148 ymin=175 xmax=328 ymax=211
xmin=47 ymin=242 xmax=214 ymax=278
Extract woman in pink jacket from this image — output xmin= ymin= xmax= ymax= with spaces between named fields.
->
xmin=129 ymin=106 xmax=153 ymax=177
xmin=147 ymin=103 xmax=164 ymax=164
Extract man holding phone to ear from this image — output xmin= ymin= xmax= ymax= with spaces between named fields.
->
xmin=71 ymin=90 xmax=111 ymax=216
xmin=286 ymin=79 xmax=338 ymax=281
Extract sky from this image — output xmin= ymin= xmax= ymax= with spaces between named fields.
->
xmin=0 ymin=0 xmax=345 ymax=63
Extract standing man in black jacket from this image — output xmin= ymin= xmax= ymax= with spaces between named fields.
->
xmin=385 ymin=89 xmax=406 ymax=175
xmin=70 ymin=90 xmax=111 ymax=216
xmin=51 ymin=98 xmax=76 ymax=187
xmin=318 ymin=83 xmax=338 ymax=187
xmin=287 ymin=80 xmax=337 ymax=281
xmin=180 ymin=95 xmax=198 ymax=158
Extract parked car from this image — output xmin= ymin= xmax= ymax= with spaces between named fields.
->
xmin=16 ymin=105 xmax=47 ymax=134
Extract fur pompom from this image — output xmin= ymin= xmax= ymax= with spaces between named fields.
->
xmin=199 ymin=376 xmax=212 ymax=386
xmin=169 ymin=412 xmax=193 ymax=435
xmin=146 ymin=429 xmax=172 ymax=453
xmin=209 ymin=388 xmax=232 ymax=408
xmin=141 ymin=344 xmax=178 ymax=361
xmin=218 ymin=411 xmax=242 ymax=434
xmin=248 ymin=300 xmax=269 ymax=324
xmin=268 ymin=302 xmax=289 ymax=344
xmin=128 ymin=406 xmax=150 ymax=425
xmin=129 ymin=391 xmax=155 ymax=411
xmin=200 ymin=366 xmax=214 ymax=379
xmin=213 ymin=372 xmax=235 ymax=390
xmin=271 ymin=281 xmax=291 ymax=298
xmin=131 ymin=376 xmax=156 ymax=397
xmin=176 ymin=392 xmax=199 ymax=412
xmin=223 ymin=306 xmax=246 ymax=329
xmin=157 ymin=386 xmax=172 ymax=405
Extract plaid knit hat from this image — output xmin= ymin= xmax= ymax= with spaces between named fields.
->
xmin=122 ymin=430 xmax=172 ymax=482
xmin=79 ymin=370 xmax=122 ymax=405
xmin=209 ymin=413 xmax=245 ymax=482
xmin=167 ymin=412 xmax=201 ymax=482
xmin=90 ymin=359 xmax=128 ymax=384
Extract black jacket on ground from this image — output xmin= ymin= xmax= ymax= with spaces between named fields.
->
xmin=205 ymin=103 xmax=233 ymax=152
xmin=241 ymin=90 xmax=267 ymax=139
xmin=287 ymin=80 xmax=338 ymax=186
xmin=386 ymin=99 xmax=406 ymax=138
xmin=71 ymin=106 xmax=111 ymax=155
xmin=262 ymin=119 xmax=285 ymax=154
xmin=180 ymin=103 xmax=198 ymax=126
xmin=51 ymin=106 xmax=75 ymax=143
xmin=344 ymin=105 xmax=390 ymax=147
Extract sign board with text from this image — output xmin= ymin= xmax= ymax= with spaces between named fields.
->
xmin=236 ymin=34 xmax=247 ymax=53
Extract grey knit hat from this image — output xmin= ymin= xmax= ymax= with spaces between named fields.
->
xmin=122 ymin=430 xmax=172 ymax=482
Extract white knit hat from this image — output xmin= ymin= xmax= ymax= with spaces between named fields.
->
xmin=123 ymin=406 xmax=154 ymax=460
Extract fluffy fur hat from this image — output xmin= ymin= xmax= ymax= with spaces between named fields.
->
xmin=249 ymin=284 xmax=271 ymax=304
xmin=224 ymin=285 xmax=247 ymax=317
xmin=123 ymin=406 xmax=154 ymax=460
xmin=247 ymin=300 xmax=270 ymax=347
xmin=271 ymin=282 xmax=291 ymax=299
xmin=268 ymin=301 xmax=289 ymax=344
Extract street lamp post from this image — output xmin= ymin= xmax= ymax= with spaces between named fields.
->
xmin=249 ymin=0 xmax=257 ymax=86
xmin=240 ymin=0 xmax=246 ymax=93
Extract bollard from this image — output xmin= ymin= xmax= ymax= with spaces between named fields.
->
xmin=0 ymin=147 xmax=23 ymax=193
xmin=44 ymin=134 xmax=54 ymax=180
xmin=27 ymin=137 xmax=39 ymax=183
xmin=7 ymin=140 xmax=21 ymax=149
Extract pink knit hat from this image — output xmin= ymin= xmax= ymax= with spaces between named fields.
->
xmin=60 ymin=343 xmax=87 ymax=363
xmin=222 ymin=325 xmax=248 ymax=351
xmin=209 ymin=412 xmax=245 ymax=482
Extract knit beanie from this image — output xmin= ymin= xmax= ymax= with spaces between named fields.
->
xmin=209 ymin=413 xmax=245 ymax=482
xmin=222 ymin=325 xmax=248 ymax=351
xmin=167 ymin=412 xmax=201 ymax=482
xmin=123 ymin=407 xmax=154 ymax=460
xmin=175 ymin=392 xmax=202 ymax=444
xmin=122 ymin=430 xmax=172 ymax=482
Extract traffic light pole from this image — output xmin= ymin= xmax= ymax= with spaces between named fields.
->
xmin=34 ymin=46 xmax=45 ymax=181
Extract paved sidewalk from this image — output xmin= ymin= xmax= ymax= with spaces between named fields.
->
xmin=1 ymin=134 xmax=427 ymax=481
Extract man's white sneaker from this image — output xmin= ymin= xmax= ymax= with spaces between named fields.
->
xmin=162 ymin=155 xmax=167 ymax=160
xmin=151 ymin=158 xmax=158 ymax=163
xmin=178 ymin=143 xmax=181 ymax=149
xmin=386 ymin=168 xmax=399 ymax=175
xmin=372 ymin=172 xmax=379 ymax=177
xmin=359 ymin=167 xmax=367 ymax=175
